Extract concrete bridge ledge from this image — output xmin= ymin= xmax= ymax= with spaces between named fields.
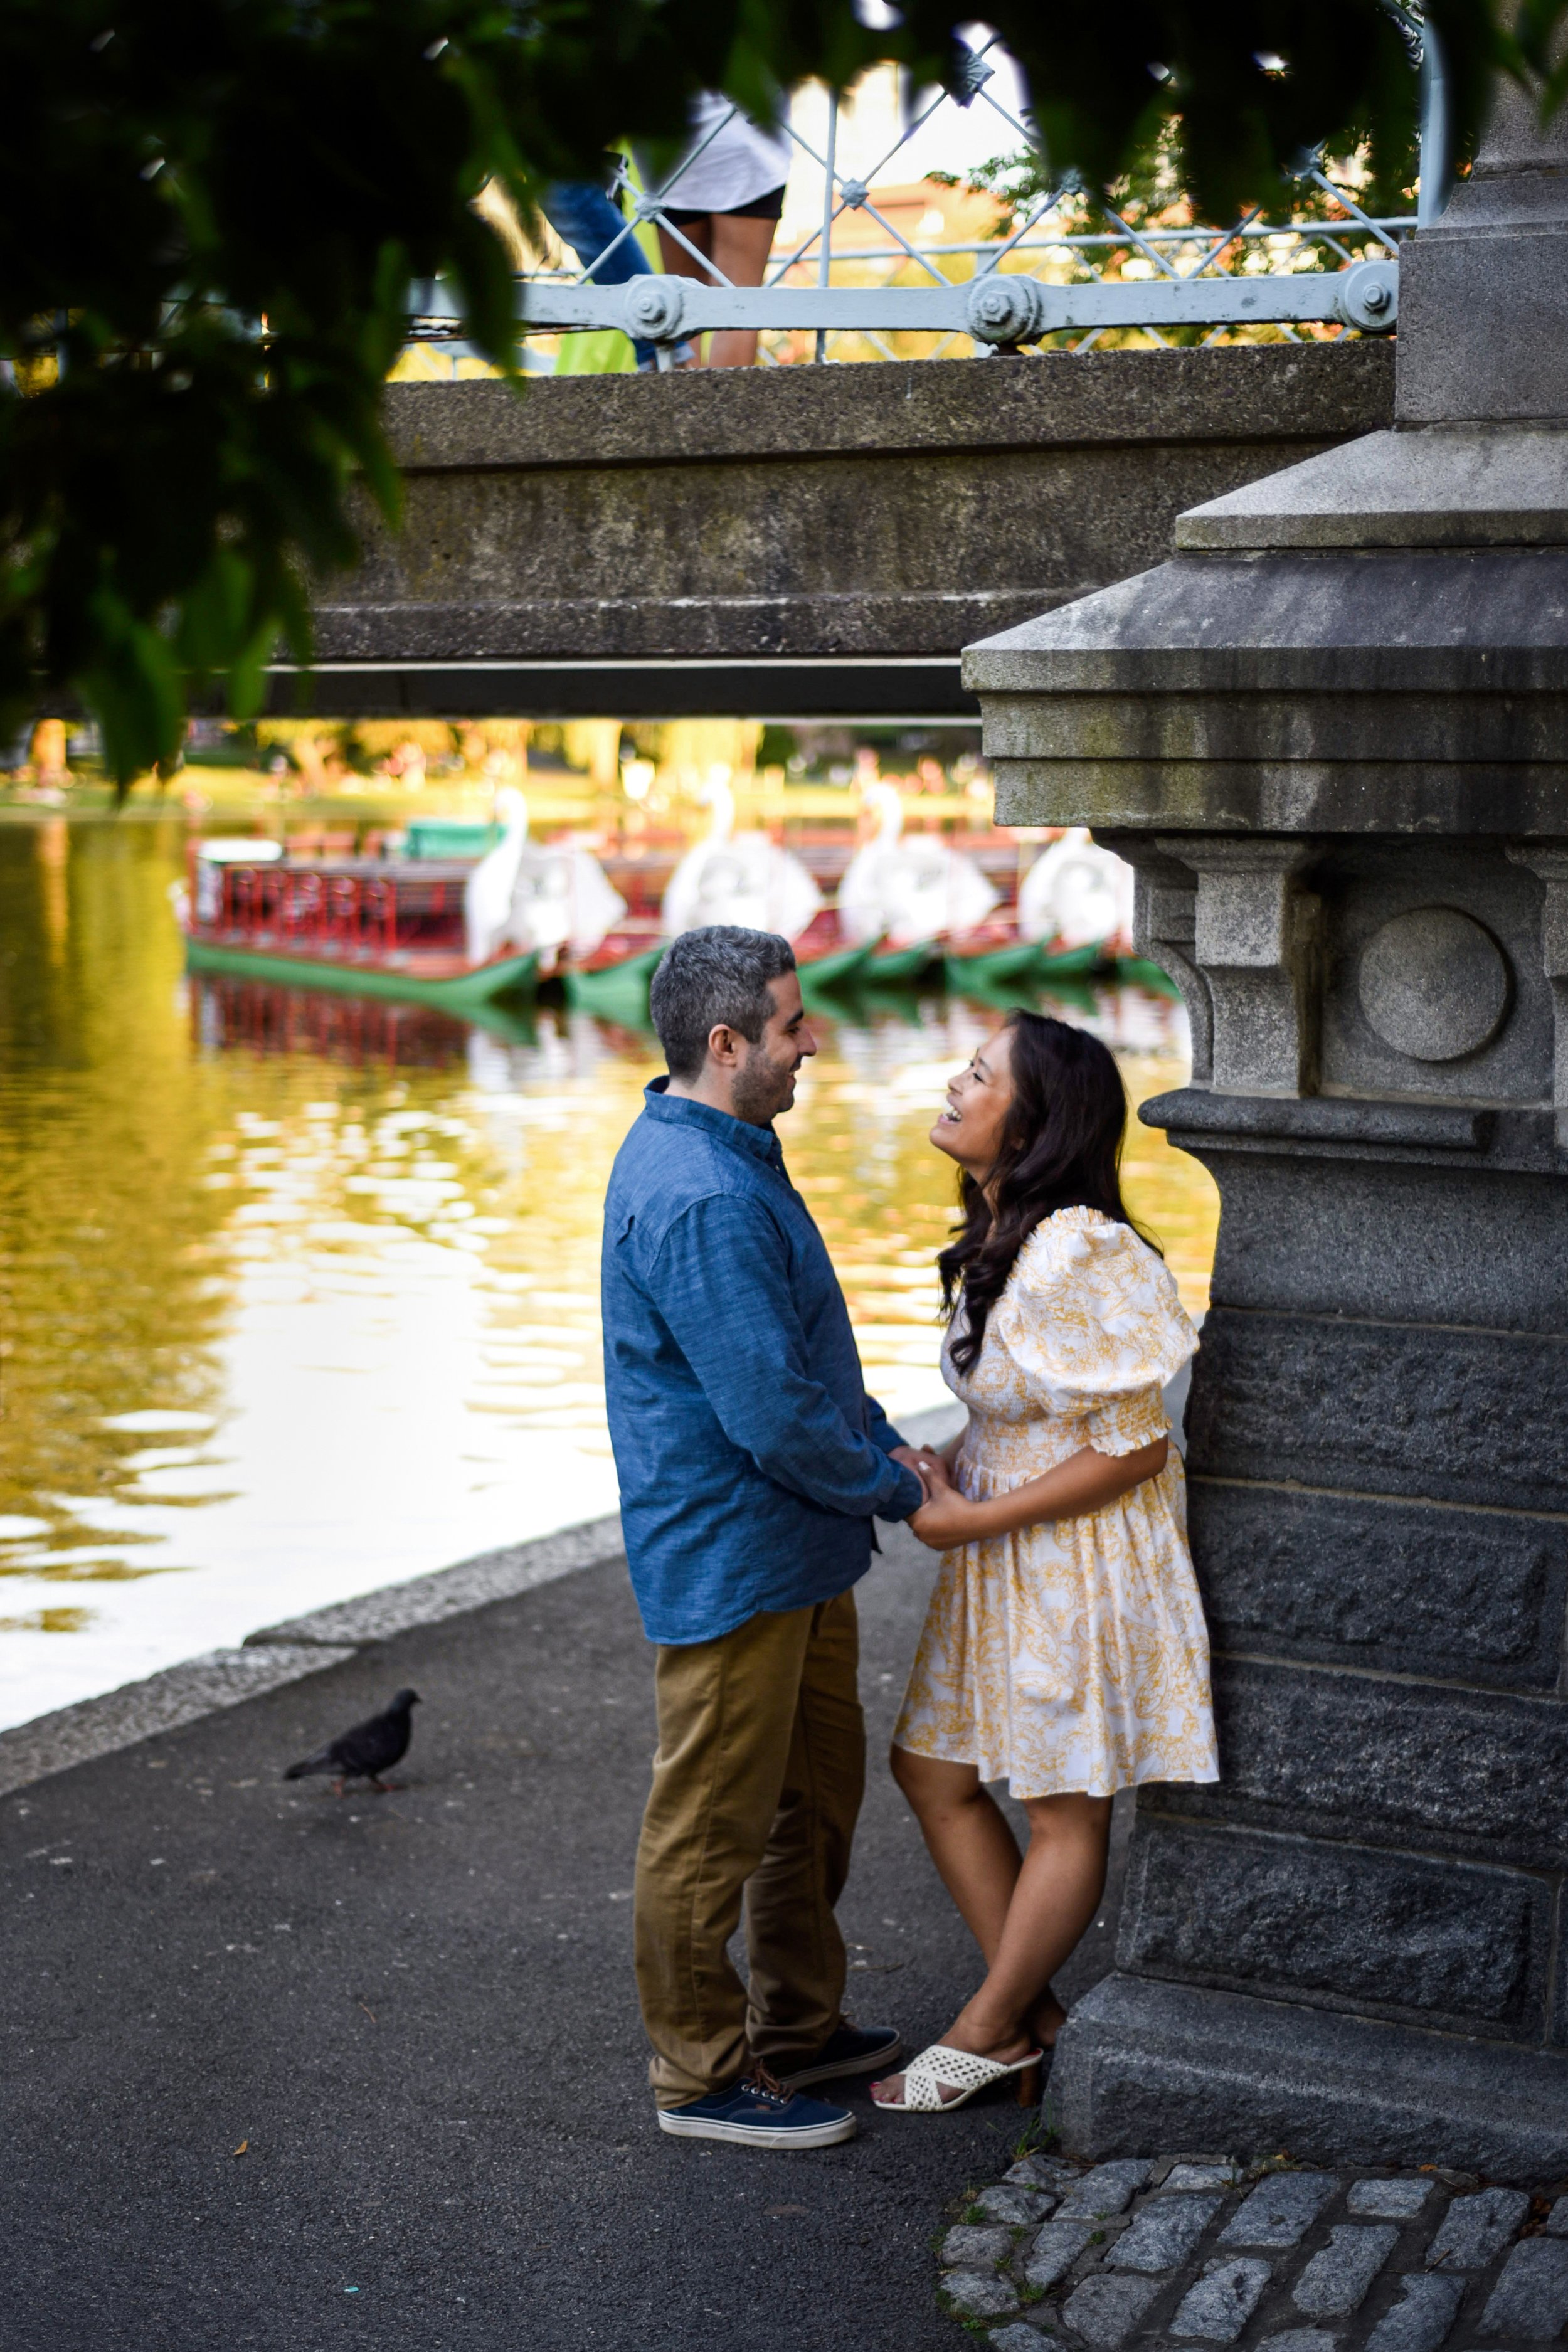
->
xmin=297 ymin=344 xmax=1395 ymax=721
xmin=383 ymin=344 xmax=1396 ymax=472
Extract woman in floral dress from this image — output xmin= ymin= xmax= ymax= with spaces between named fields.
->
xmin=872 ymin=1012 xmax=1217 ymax=2114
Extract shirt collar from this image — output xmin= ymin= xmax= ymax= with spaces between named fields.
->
xmin=644 ymin=1076 xmax=784 ymax=1168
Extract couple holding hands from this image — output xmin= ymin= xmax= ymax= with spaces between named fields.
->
xmin=602 ymin=926 xmax=1217 ymax=2148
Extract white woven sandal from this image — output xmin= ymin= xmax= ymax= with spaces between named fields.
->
xmin=874 ymin=2041 xmax=1044 ymax=2114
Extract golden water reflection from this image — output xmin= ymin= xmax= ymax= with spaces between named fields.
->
xmin=0 ymin=820 xmax=1217 ymax=1729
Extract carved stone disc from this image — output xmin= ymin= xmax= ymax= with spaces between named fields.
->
xmin=1357 ymin=908 xmax=1511 ymax=1062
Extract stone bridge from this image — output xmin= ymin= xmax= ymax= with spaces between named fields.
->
xmin=298 ymin=343 xmax=1394 ymax=724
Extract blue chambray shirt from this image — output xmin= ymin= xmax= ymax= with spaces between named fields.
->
xmin=602 ymin=1080 xmax=926 ymax=1645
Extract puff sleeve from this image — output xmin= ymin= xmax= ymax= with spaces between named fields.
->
xmin=985 ymin=1208 xmax=1197 ymax=1455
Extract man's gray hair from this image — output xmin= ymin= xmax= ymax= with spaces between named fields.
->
xmin=650 ymin=927 xmax=798 ymax=1079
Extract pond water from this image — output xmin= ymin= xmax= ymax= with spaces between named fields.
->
xmin=0 ymin=817 xmax=1217 ymax=1731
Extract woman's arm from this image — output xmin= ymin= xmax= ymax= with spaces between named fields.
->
xmin=908 ymin=1438 xmax=1168 ymax=1550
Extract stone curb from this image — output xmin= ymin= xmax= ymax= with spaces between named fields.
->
xmin=0 ymin=1401 xmax=968 ymax=1800
xmin=0 ymin=1512 xmax=629 ymax=1803
xmin=0 ymin=1643 xmax=358 ymax=1801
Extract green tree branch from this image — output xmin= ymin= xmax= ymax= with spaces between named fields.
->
xmin=0 ymin=0 xmax=1542 ymax=786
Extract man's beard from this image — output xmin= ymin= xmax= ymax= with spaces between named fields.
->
xmin=732 ymin=1045 xmax=793 ymax=1126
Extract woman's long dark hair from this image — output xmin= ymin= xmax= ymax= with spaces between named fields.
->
xmin=938 ymin=1012 xmax=1151 ymax=1374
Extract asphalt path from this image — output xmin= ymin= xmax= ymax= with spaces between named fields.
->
xmin=4 ymin=1523 xmax=1126 ymax=2352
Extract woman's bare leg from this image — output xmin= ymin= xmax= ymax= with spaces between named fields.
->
xmin=876 ymin=1759 xmax=1112 ymax=2105
xmin=891 ymin=1745 xmax=1023 ymax=1958
xmin=655 ymin=219 xmax=714 ymax=280
xmin=704 ymin=213 xmax=779 ymax=367
xmin=657 ymin=213 xmax=778 ymax=367
xmin=955 ymin=1791 xmax=1111 ymax=2050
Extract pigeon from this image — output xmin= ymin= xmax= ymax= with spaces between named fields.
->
xmin=284 ymin=1688 xmax=421 ymax=1795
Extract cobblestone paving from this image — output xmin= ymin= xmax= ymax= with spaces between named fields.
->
xmin=935 ymin=2150 xmax=1568 ymax=2352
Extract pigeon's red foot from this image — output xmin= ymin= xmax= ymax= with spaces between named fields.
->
xmin=369 ymin=1777 xmax=404 ymax=1793
xmin=332 ymin=1779 xmax=347 ymax=1797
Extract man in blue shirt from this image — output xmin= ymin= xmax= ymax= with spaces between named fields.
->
xmin=603 ymin=926 xmax=928 ymax=2148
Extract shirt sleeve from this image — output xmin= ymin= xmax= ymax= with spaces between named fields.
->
xmin=649 ymin=1194 xmax=926 ymax=1522
xmin=988 ymin=1212 xmax=1198 ymax=1456
xmin=863 ymin=1392 xmax=906 ymax=1459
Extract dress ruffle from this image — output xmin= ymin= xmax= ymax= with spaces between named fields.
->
xmin=894 ymin=1205 xmax=1219 ymax=1801
xmin=981 ymin=1203 xmax=1198 ymax=1415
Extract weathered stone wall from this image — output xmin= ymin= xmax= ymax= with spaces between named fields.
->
xmin=300 ymin=345 xmax=1393 ymax=717
xmin=961 ymin=132 xmax=1568 ymax=2165
xmin=1118 ymin=1095 xmax=1568 ymax=2074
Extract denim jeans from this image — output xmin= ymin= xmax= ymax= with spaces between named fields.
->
xmin=543 ymin=180 xmax=659 ymax=365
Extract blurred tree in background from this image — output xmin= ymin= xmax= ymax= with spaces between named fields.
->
xmin=0 ymin=0 xmax=1541 ymax=788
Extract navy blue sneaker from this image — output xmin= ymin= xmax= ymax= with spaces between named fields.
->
xmin=657 ymin=2067 xmax=857 ymax=2148
xmin=775 ymin=2021 xmax=902 ymax=2090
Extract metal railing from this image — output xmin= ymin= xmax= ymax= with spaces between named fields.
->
xmin=406 ymin=17 xmax=1443 ymax=368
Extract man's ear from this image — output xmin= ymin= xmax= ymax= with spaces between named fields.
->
xmin=706 ymin=1021 xmax=741 ymax=1068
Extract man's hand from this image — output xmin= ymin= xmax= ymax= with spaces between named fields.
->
xmin=890 ymin=1445 xmax=958 ymax=1499
xmin=899 ymin=1445 xmax=968 ymax=1546
xmin=889 ymin=1443 xmax=935 ymax=1503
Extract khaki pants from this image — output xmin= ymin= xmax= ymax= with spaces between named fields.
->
xmin=633 ymin=1589 xmax=865 ymax=2107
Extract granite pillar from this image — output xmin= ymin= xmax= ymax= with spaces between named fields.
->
xmin=963 ymin=74 xmax=1568 ymax=2178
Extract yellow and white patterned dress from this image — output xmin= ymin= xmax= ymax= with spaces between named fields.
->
xmin=893 ymin=1205 xmax=1219 ymax=1801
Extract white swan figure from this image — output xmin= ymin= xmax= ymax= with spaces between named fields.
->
xmin=465 ymin=788 xmax=627 ymax=967
xmin=660 ymin=769 xmax=822 ymax=943
xmin=836 ymin=782 xmax=999 ymax=948
xmin=1016 ymin=827 xmax=1135 ymax=951
xmin=507 ymin=829 xmax=627 ymax=970
xmin=465 ymin=788 xmax=531 ymax=963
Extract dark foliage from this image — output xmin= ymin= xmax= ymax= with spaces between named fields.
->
xmin=0 ymin=0 xmax=1538 ymax=783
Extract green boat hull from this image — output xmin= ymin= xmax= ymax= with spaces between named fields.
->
xmin=1036 ymin=942 xmax=1106 ymax=979
xmin=1034 ymin=973 xmax=1099 ymax=1013
xmin=865 ymin=941 xmax=937 ymax=982
xmin=799 ymin=942 xmax=879 ymax=999
xmin=564 ymin=943 xmax=666 ymax=1024
xmin=950 ymin=968 xmax=1051 ymax=1014
xmin=186 ymin=935 xmax=538 ymax=1015
xmin=806 ymin=974 xmax=926 ymax=1026
xmin=943 ymin=940 xmax=1043 ymax=989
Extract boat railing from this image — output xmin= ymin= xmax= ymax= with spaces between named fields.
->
xmin=209 ymin=861 xmax=470 ymax=959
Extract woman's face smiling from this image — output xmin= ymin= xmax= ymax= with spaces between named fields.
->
xmin=931 ymin=1024 xmax=1015 ymax=1180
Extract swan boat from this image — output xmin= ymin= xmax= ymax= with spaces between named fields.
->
xmin=838 ymin=783 xmax=1002 ymax=980
xmin=181 ymin=837 xmax=537 ymax=1015
xmin=181 ymin=793 xmax=627 ymax=1017
xmin=568 ymin=771 xmax=875 ymax=1015
xmin=1014 ymin=827 xmax=1153 ymax=982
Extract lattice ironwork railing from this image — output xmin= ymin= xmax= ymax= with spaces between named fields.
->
xmin=405 ymin=16 xmax=1444 ymax=369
